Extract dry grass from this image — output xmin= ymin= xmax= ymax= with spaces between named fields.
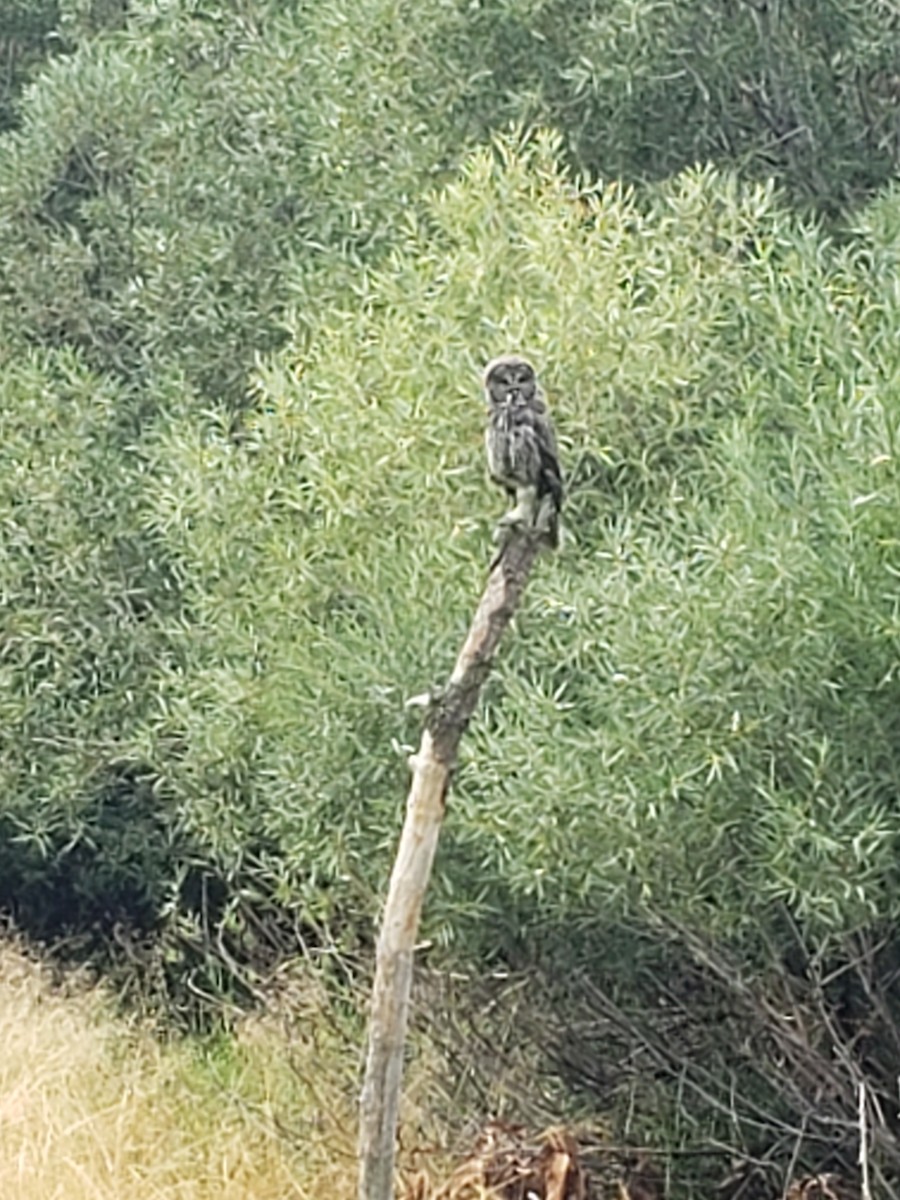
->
xmin=0 ymin=939 xmax=365 ymax=1199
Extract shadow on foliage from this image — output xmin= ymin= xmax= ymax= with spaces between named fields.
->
xmin=0 ymin=762 xmax=323 ymax=1025
xmin=431 ymin=0 xmax=900 ymax=213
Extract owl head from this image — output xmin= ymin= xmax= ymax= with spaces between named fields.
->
xmin=483 ymin=354 xmax=537 ymax=408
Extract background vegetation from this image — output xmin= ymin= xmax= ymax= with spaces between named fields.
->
xmin=4 ymin=0 xmax=900 ymax=1193
xmin=0 ymin=937 xmax=376 ymax=1199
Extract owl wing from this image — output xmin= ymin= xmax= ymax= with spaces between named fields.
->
xmin=532 ymin=407 xmax=564 ymax=510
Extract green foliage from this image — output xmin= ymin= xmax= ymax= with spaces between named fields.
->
xmin=132 ymin=138 xmax=900 ymax=957
xmin=0 ymin=1 xmax=131 ymax=133
xmin=3 ymin=0 xmax=900 ymax=1177
xmin=2 ymin=0 xmax=898 ymax=417
xmin=0 ymin=11 xmax=308 ymax=405
xmin=0 ymin=1 xmax=61 ymax=132
xmin=0 ymin=348 xmax=183 ymax=935
xmin=522 ymin=0 xmax=900 ymax=208
xmin=3 ymin=0 xmax=900 ymax=1035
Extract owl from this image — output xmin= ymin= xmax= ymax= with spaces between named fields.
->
xmin=483 ymin=354 xmax=563 ymax=548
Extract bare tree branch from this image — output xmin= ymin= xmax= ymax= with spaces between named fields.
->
xmin=357 ymin=527 xmax=546 ymax=1200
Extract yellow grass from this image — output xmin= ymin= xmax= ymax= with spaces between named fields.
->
xmin=0 ymin=941 xmax=364 ymax=1199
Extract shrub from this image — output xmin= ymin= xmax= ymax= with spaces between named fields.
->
xmin=138 ymin=138 xmax=900 ymax=954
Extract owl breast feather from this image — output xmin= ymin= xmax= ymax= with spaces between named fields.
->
xmin=487 ymin=405 xmax=542 ymax=490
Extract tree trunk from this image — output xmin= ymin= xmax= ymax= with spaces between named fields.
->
xmin=357 ymin=528 xmax=544 ymax=1200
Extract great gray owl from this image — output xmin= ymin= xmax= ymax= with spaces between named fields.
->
xmin=483 ymin=354 xmax=563 ymax=548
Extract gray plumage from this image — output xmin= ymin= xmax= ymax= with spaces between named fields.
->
xmin=483 ymin=354 xmax=563 ymax=547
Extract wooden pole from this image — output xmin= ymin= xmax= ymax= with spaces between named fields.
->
xmin=357 ymin=528 xmax=544 ymax=1200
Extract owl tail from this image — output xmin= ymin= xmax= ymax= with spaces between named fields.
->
xmin=537 ymin=494 xmax=562 ymax=550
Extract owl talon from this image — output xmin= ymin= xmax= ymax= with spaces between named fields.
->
xmin=492 ymin=505 xmax=527 ymax=545
xmin=489 ymin=527 xmax=513 ymax=569
xmin=498 ymin=508 xmax=526 ymax=529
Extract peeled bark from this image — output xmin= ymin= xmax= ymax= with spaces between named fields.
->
xmin=357 ymin=529 xmax=544 ymax=1200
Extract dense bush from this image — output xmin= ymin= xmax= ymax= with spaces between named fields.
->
xmin=0 ymin=2 xmax=60 ymax=132
xmin=0 ymin=2 xmax=131 ymax=133
xmin=6 ymin=120 xmax=900 ymax=955
xmin=4 ymin=0 xmax=900 ymax=1180
xmin=2 ymin=0 xmax=898 ymax=413
xmin=0 ymin=349 xmax=186 ymax=936
xmin=127 ymin=139 xmax=900 ymax=956
xmin=0 ymin=8 xmax=312 ymax=406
